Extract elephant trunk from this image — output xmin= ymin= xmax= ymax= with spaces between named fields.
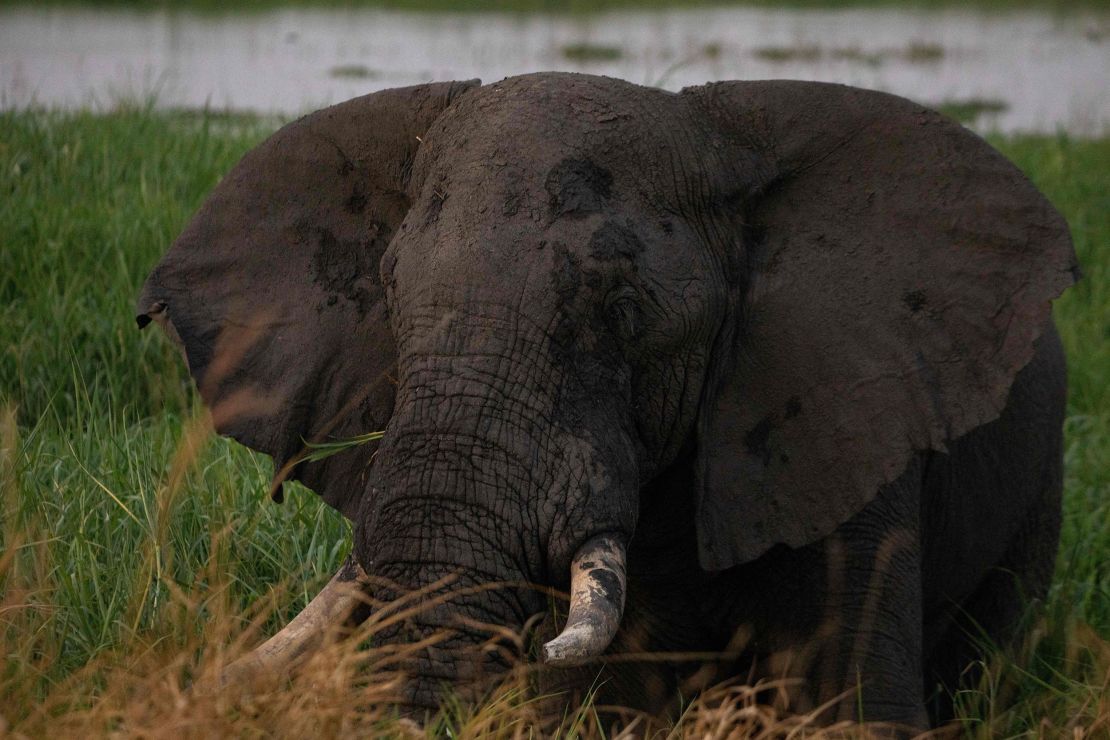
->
xmin=353 ymin=428 xmax=547 ymax=708
xmin=345 ymin=301 xmax=640 ymax=700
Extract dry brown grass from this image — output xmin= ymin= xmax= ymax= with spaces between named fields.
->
xmin=0 ymin=633 xmax=886 ymax=739
xmin=3 ymin=544 xmax=1106 ymax=739
xmin=0 ymin=542 xmax=913 ymax=739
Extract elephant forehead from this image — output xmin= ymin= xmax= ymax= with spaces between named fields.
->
xmin=414 ymin=74 xmax=689 ymax=200
xmin=459 ymin=73 xmax=667 ymax=142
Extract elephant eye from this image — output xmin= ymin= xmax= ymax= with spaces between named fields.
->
xmin=604 ymin=287 xmax=642 ymax=341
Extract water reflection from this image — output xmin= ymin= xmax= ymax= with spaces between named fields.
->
xmin=1 ymin=6 xmax=1107 ymax=134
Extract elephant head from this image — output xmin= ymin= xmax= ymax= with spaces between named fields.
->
xmin=137 ymin=74 xmax=1076 ymax=708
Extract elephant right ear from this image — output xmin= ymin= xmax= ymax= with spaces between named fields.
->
xmin=683 ymin=81 xmax=1078 ymax=571
xmin=136 ymin=81 xmax=479 ymax=519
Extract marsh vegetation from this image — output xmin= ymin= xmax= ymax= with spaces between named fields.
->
xmin=0 ymin=107 xmax=1107 ymax=736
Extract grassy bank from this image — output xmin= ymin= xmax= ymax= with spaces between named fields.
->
xmin=0 ymin=108 xmax=1107 ymax=736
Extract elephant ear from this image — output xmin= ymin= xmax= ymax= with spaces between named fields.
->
xmin=684 ymin=81 xmax=1078 ymax=571
xmin=137 ymin=81 xmax=479 ymax=519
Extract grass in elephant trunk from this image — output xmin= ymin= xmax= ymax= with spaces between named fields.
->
xmin=1 ymin=108 xmax=1108 ymax=736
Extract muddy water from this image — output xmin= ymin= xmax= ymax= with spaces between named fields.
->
xmin=1 ymin=5 xmax=1107 ymax=134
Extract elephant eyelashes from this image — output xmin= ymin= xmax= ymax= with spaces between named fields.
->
xmin=604 ymin=288 xmax=642 ymax=341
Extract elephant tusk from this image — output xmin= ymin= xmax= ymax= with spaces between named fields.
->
xmin=541 ymin=534 xmax=627 ymax=667
xmin=220 ymin=555 xmax=372 ymax=686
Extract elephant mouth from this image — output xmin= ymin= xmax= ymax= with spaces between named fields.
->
xmin=219 ymin=533 xmax=628 ymax=686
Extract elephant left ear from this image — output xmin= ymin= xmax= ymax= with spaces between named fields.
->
xmin=682 ymin=81 xmax=1078 ymax=571
xmin=137 ymin=81 xmax=479 ymax=518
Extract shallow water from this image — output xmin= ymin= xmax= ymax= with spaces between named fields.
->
xmin=2 ymin=5 xmax=1107 ymax=134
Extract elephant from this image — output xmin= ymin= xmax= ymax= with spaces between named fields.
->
xmin=136 ymin=73 xmax=1077 ymax=730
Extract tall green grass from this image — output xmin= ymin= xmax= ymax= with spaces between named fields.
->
xmin=0 ymin=106 xmax=350 ymax=690
xmin=955 ymin=133 xmax=1110 ymax=737
xmin=0 ymin=108 xmax=1106 ymax=735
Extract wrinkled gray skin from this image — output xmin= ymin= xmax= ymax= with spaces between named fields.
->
xmin=138 ymin=73 xmax=1077 ymax=729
